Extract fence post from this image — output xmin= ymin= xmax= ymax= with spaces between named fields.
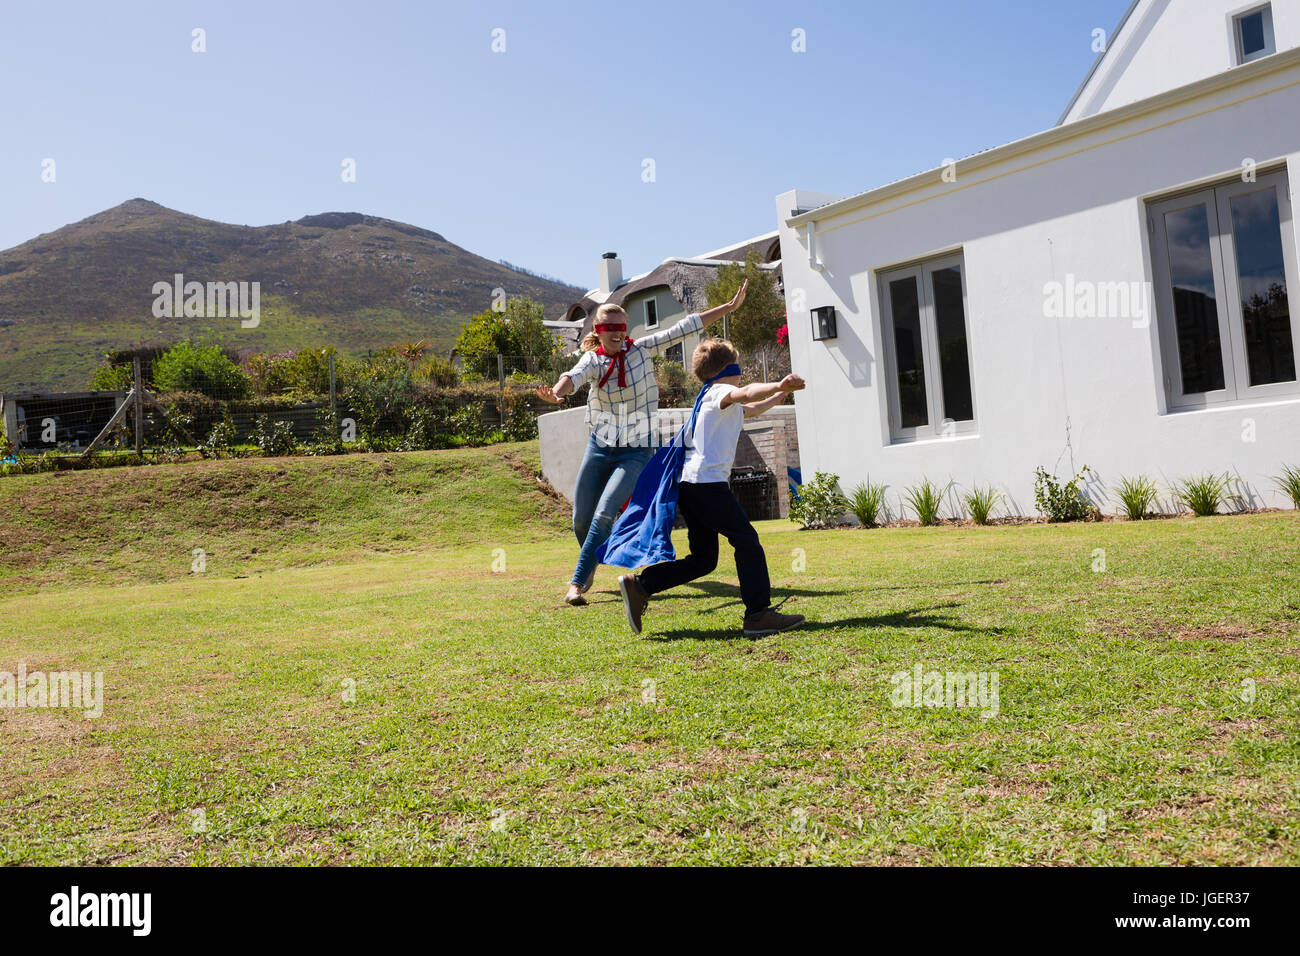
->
xmin=497 ymin=354 xmax=506 ymax=429
xmin=132 ymin=357 xmax=143 ymax=456
xmin=327 ymin=351 xmax=337 ymax=422
xmin=762 ymin=353 xmax=769 ymax=382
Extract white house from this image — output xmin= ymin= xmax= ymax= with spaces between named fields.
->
xmin=777 ymin=0 xmax=1300 ymax=516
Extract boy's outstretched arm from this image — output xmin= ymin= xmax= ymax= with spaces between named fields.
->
xmin=741 ymin=391 xmax=787 ymax=419
xmin=721 ymin=373 xmax=805 ymax=410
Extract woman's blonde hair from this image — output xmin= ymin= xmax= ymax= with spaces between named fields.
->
xmin=581 ymin=303 xmax=629 ymax=351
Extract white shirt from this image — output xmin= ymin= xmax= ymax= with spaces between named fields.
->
xmin=681 ymin=383 xmax=743 ymax=484
xmin=563 ymin=312 xmax=704 ymax=442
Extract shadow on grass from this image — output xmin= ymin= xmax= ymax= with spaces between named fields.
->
xmin=643 ymin=601 xmax=1004 ymax=643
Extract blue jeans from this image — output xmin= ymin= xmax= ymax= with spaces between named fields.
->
xmin=571 ymin=434 xmax=654 ymax=586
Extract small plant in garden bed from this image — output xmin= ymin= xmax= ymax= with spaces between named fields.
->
xmin=1173 ymin=472 xmax=1230 ymax=517
xmin=252 ymin=416 xmax=298 ymax=457
xmin=1274 ymin=464 xmax=1300 ymax=509
xmin=902 ymin=478 xmax=951 ymax=526
xmin=962 ymin=484 xmax=1002 ymax=525
xmin=1113 ymin=474 xmax=1158 ymax=520
xmin=789 ymin=472 xmax=848 ymax=529
xmin=1034 ymin=465 xmax=1096 ymax=522
xmin=847 ymin=478 xmax=887 ymax=528
xmin=201 ymin=418 xmax=238 ymax=459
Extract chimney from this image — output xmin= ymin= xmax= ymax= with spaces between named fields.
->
xmin=597 ymin=251 xmax=622 ymax=295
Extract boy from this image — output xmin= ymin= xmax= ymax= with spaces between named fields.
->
xmin=618 ymin=338 xmax=806 ymax=637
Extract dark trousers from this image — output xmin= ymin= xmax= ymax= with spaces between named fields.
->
xmin=639 ymin=481 xmax=771 ymax=617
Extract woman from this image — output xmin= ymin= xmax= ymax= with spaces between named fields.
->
xmin=537 ymin=280 xmax=748 ymax=605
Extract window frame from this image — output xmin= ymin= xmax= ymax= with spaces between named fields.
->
xmin=877 ymin=252 xmax=978 ymax=442
xmin=1148 ymin=168 xmax=1300 ymax=410
xmin=643 ymin=297 xmax=659 ymax=330
xmin=1231 ymin=3 xmax=1276 ymax=65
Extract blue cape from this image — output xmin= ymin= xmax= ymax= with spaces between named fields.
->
xmin=596 ymin=364 xmax=740 ymax=570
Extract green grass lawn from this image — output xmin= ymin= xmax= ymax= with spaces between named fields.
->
xmin=1 ymin=442 xmax=1297 ymax=864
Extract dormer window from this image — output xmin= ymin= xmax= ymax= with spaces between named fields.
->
xmin=644 ymin=297 xmax=659 ymax=329
xmin=1233 ymin=4 xmax=1275 ymax=64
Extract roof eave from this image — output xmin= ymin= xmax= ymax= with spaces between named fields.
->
xmin=784 ymin=45 xmax=1300 ymax=230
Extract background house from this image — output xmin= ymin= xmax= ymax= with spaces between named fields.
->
xmin=546 ymin=234 xmax=783 ymax=361
xmin=777 ymin=0 xmax=1300 ymax=516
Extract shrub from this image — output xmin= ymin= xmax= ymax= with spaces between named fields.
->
xmin=448 ymin=405 xmax=491 ymax=445
xmin=454 ymin=298 xmax=556 ymax=378
xmin=304 ymin=410 xmax=347 ymax=456
xmin=1034 ymin=465 xmax=1093 ymax=522
xmin=503 ymin=405 xmax=538 ymax=442
xmin=963 ymin=484 xmax=1002 ymax=525
xmin=654 ymin=358 xmax=692 ymax=408
xmin=398 ymin=406 xmax=455 ymax=452
xmin=245 ymin=348 xmax=334 ymax=398
xmin=1273 ymin=464 xmax=1300 ymax=509
xmin=340 ymin=351 xmax=418 ymax=443
xmin=153 ymin=342 xmax=250 ymax=399
xmin=201 ymin=418 xmax=238 ymax=459
xmin=789 ymin=471 xmax=848 ymax=529
xmin=903 ymin=478 xmax=950 ymax=526
xmin=418 ymin=355 xmax=460 ymax=388
xmin=847 ymin=478 xmax=887 ymax=528
xmin=1113 ymin=474 xmax=1158 ymax=520
xmin=252 ymin=416 xmax=297 ymax=457
xmin=89 ymin=362 xmax=133 ymax=391
xmin=1173 ymin=472 xmax=1229 ymax=516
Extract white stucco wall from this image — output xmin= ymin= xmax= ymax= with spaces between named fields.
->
xmin=778 ymin=56 xmax=1300 ymax=518
xmin=1066 ymin=0 xmax=1300 ymax=122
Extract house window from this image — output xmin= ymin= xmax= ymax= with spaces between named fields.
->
xmin=666 ymin=343 xmax=684 ymax=364
xmin=644 ymin=298 xmax=659 ymax=329
xmin=1233 ymin=5 xmax=1275 ymax=64
xmin=878 ymin=253 xmax=975 ymax=440
xmin=1149 ymin=169 xmax=1298 ymax=409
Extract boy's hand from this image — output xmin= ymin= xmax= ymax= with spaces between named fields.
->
xmin=778 ymin=373 xmax=806 ymax=393
xmin=535 ymin=385 xmax=564 ymax=404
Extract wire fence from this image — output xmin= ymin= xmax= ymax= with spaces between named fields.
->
xmin=1 ymin=344 xmax=792 ymax=473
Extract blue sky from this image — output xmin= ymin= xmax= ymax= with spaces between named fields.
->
xmin=0 ymin=0 xmax=1132 ymax=290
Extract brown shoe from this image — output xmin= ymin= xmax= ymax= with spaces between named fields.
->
xmin=564 ymin=584 xmax=588 ymax=606
xmin=743 ymin=607 xmax=805 ymax=637
xmin=618 ymin=574 xmax=649 ymax=634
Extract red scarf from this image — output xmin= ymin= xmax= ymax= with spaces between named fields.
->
xmin=596 ymin=338 xmax=636 ymax=388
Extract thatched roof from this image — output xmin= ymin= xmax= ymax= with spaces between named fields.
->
xmin=549 ymin=257 xmax=782 ymax=339
xmin=546 ymin=232 xmax=783 ymax=351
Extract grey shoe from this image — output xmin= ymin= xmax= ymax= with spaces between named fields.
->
xmin=618 ymin=574 xmax=649 ymax=634
xmin=742 ymin=607 xmax=805 ymax=637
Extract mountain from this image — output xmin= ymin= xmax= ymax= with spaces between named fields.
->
xmin=0 ymin=199 xmax=585 ymax=390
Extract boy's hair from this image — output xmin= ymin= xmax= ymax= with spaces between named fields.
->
xmin=692 ymin=336 xmax=740 ymax=382
xmin=580 ymin=303 xmax=629 ymax=351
